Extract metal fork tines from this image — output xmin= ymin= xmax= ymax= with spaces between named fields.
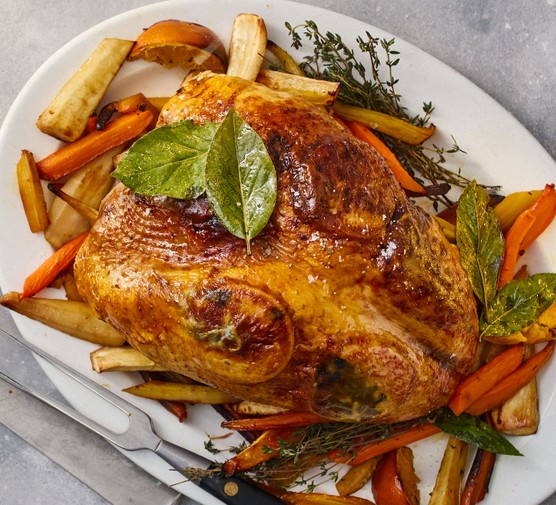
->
xmin=0 ymin=326 xmax=287 ymax=505
xmin=0 ymin=327 xmax=210 ymax=468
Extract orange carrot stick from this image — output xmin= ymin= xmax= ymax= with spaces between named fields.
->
xmin=460 ymin=447 xmax=496 ymax=505
xmin=344 ymin=119 xmax=427 ymax=195
xmin=371 ymin=449 xmax=411 ymax=505
xmin=465 ymin=341 xmax=555 ymax=416
xmin=222 ymin=428 xmax=297 ymax=475
xmin=498 ymin=184 xmax=556 ymax=288
xmin=21 ymin=231 xmax=89 ymax=298
xmin=460 ymin=414 xmax=497 ymax=505
xmin=36 ymin=110 xmax=153 ymax=181
xmin=331 ymin=423 xmax=441 ymax=466
xmin=521 ymin=183 xmax=556 ymax=249
xmin=448 ymin=344 xmax=524 ymax=416
xmin=97 ymin=93 xmax=159 ymax=130
xmin=222 ymin=411 xmax=328 ymax=431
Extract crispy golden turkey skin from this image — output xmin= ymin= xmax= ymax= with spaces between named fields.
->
xmin=74 ymin=72 xmax=479 ymax=423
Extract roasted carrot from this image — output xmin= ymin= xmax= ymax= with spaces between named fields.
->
xmin=498 ymin=184 xmax=556 ymax=288
xmin=84 ymin=113 xmax=99 ymax=135
xmin=222 ymin=428 xmax=297 ymax=475
xmin=460 ymin=414 xmax=497 ymax=505
xmin=222 ymin=411 xmax=328 ymax=431
xmin=332 ymin=423 xmax=441 ymax=466
xmin=36 ymin=110 xmax=153 ymax=181
xmin=465 ymin=341 xmax=555 ymax=416
xmin=520 ymin=183 xmax=556 ymax=249
xmin=448 ymin=344 xmax=524 ymax=416
xmin=96 ymin=93 xmax=159 ymax=130
xmin=21 ymin=231 xmax=89 ymax=298
xmin=460 ymin=447 xmax=496 ymax=505
xmin=371 ymin=448 xmax=416 ymax=505
xmin=277 ymin=491 xmax=375 ymax=505
xmin=345 ymin=119 xmax=427 ymax=195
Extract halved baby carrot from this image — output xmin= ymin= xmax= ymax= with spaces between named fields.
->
xmin=344 ymin=119 xmax=427 ymax=195
xmin=222 ymin=428 xmax=298 ymax=475
xmin=460 ymin=414 xmax=497 ymax=505
xmin=520 ymin=183 xmax=556 ymax=250
xmin=465 ymin=341 xmax=555 ymax=416
xmin=448 ymin=344 xmax=524 ymax=416
xmin=222 ymin=411 xmax=328 ymax=431
xmin=330 ymin=423 xmax=441 ymax=467
xmin=36 ymin=110 xmax=153 ymax=181
xmin=21 ymin=231 xmax=89 ymax=298
xmin=498 ymin=184 xmax=556 ymax=288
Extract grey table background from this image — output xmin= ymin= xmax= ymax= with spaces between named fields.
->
xmin=0 ymin=0 xmax=554 ymax=504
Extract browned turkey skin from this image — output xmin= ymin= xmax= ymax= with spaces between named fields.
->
xmin=74 ymin=72 xmax=479 ymax=423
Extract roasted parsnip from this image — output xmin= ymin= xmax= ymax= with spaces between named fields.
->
xmin=492 ymin=344 xmax=540 ymax=435
xmin=333 ymin=101 xmax=436 ymax=145
xmin=90 ymin=345 xmax=168 ymax=373
xmin=336 ymin=457 xmax=378 ymax=496
xmin=276 ymin=491 xmax=374 ymax=505
xmin=37 ymin=38 xmax=133 ymax=142
xmin=372 ymin=447 xmax=420 ymax=505
xmin=228 ymin=400 xmax=287 ymax=416
xmin=44 ymin=145 xmax=123 ymax=249
xmin=226 ymin=14 xmax=267 ymax=80
xmin=16 ymin=150 xmax=49 ymax=232
xmin=0 ymin=291 xmax=125 ymax=346
xmin=123 ymin=381 xmax=239 ymax=404
xmin=429 ymin=436 xmax=468 ymax=505
xmin=48 ymin=183 xmax=98 ymax=225
xmin=256 ymin=69 xmax=339 ymax=106
xmin=266 ymin=41 xmax=305 ymax=76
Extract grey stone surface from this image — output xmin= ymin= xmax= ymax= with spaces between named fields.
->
xmin=0 ymin=0 xmax=554 ymax=504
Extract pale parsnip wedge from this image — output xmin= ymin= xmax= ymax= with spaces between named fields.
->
xmin=267 ymin=41 xmax=305 ymax=76
xmin=256 ymin=70 xmax=340 ymax=106
xmin=229 ymin=400 xmax=287 ymax=416
xmin=434 ymin=215 xmax=456 ymax=243
xmin=16 ymin=150 xmax=49 ymax=232
xmin=429 ymin=436 xmax=468 ymax=505
xmin=336 ymin=457 xmax=378 ymax=496
xmin=37 ymin=38 xmax=133 ymax=142
xmin=0 ymin=291 xmax=125 ymax=347
xmin=48 ymin=183 xmax=98 ymax=226
xmin=123 ymin=381 xmax=239 ymax=404
xmin=492 ymin=344 xmax=540 ymax=435
xmin=333 ymin=101 xmax=436 ymax=145
xmin=90 ymin=345 xmax=168 ymax=373
xmin=226 ymin=14 xmax=267 ymax=81
xmin=44 ymin=145 xmax=123 ymax=249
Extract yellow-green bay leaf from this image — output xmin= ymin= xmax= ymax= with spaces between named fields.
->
xmin=112 ymin=119 xmax=218 ymax=199
xmin=205 ymin=109 xmax=277 ymax=254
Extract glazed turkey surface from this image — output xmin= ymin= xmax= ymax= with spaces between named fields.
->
xmin=74 ymin=72 xmax=479 ymax=423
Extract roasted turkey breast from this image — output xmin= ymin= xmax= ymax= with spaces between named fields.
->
xmin=74 ymin=71 xmax=479 ymax=423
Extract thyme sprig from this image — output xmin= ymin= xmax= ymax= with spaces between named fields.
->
xmin=246 ymin=415 xmax=429 ymax=490
xmin=286 ymin=21 xmax=497 ymax=208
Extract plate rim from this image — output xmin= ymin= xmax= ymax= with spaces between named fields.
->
xmin=1 ymin=1 xmax=555 ymax=504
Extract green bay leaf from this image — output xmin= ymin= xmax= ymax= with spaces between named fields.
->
xmin=205 ymin=109 xmax=277 ymax=253
xmin=456 ymin=181 xmax=505 ymax=310
xmin=481 ymin=273 xmax=556 ymax=336
xmin=112 ymin=119 xmax=218 ymax=199
xmin=435 ymin=409 xmax=522 ymax=456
